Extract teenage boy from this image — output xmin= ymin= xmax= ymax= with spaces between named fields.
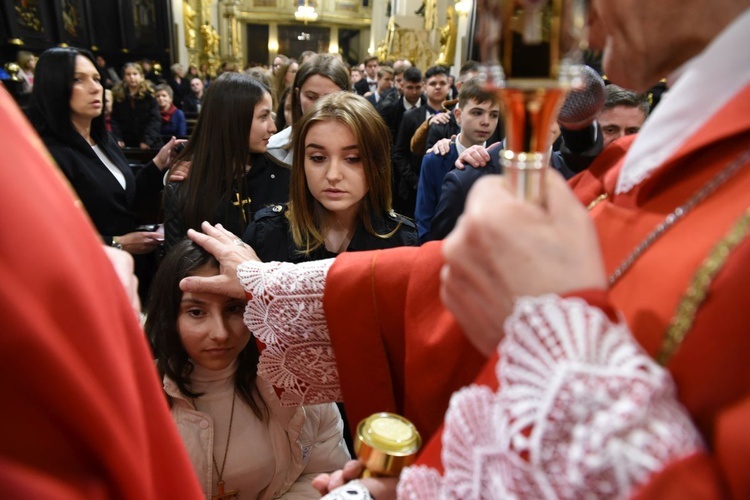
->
xmin=366 ymin=66 xmax=395 ymax=106
xmin=354 ymin=56 xmax=379 ymax=95
xmin=415 ymin=79 xmax=500 ymax=241
xmin=392 ymin=65 xmax=451 ymax=217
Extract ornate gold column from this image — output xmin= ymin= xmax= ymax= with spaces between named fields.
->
xmin=220 ymin=0 xmax=243 ymax=67
xmin=435 ymin=5 xmax=457 ymax=66
xmin=183 ymin=0 xmax=221 ymax=74
xmin=374 ymin=0 xmax=441 ymax=70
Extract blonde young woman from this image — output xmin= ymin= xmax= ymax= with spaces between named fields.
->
xmin=111 ymin=62 xmax=162 ymax=148
xmin=245 ymin=92 xmax=418 ymax=261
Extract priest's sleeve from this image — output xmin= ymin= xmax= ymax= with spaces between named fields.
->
xmin=239 ymin=242 xmax=487 ymax=443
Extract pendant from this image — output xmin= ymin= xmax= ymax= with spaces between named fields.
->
xmin=212 ymin=480 xmax=239 ymax=500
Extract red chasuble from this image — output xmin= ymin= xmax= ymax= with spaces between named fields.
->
xmin=324 ymin=83 xmax=750 ymax=496
xmin=0 ymin=87 xmax=202 ymax=499
xmin=323 ymin=242 xmax=487 ymax=445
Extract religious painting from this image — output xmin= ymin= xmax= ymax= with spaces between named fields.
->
xmin=53 ymin=0 xmax=93 ymax=48
xmin=2 ymin=0 xmax=55 ymax=47
xmin=133 ymin=0 xmax=157 ymax=46
xmin=119 ymin=0 xmax=167 ymax=53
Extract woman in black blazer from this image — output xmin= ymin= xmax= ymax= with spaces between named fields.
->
xmin=27 ymin=47 xmax=181 ymax=298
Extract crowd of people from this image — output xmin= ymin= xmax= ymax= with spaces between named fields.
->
xmin=3 ymin=0 xmax=750 ymax=497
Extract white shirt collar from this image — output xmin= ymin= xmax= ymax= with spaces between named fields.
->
xmin=616 ymin=8 xmax=750 ymax=194
xmin=404 ymin=99 xmax=421 ymax=111
xmin=455 ymin=133 xmax=485 ymax=155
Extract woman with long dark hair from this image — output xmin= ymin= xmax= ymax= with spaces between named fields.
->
xmin=163 ymin=72 xmax=288 ymax=249
xmin=146 ymin=240 xmax=349 ymax=499
xmin=26 ymin=47 xmax=180 ymax=300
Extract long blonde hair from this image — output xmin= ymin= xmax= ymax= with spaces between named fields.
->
xmin=287 ymin=92 xmax=397 ymax=255
xmin=112 ymin=62 xmax=154 ymax=101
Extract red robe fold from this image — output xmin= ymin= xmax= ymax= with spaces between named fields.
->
xmin=324 ymin=242 xmax=486 ymax=444
xmin=0 ymin=87 xmax=202 ymax=498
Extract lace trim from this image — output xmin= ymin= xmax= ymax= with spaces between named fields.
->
xmin=238 ymin=259 xmax=343 ymax=406
xmin=400 ymin=295 xmax=703 ymax=499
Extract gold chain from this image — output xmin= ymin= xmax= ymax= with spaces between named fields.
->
xmin=607 ymin=147 xmax=750 ymax=286
xmin=213 ymin=391 xmax=236 ymax=488
xmin=193 ymin=390 xmax=237 ymax=494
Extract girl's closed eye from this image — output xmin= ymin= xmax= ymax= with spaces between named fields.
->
xmin=308 ymin=153 xmax=327 ymax=163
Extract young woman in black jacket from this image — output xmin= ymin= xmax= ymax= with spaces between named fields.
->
xmin=243 ymin=92 xmax=417 ymax=455
xmin=244 ymin=91 xmax=418 ymax=263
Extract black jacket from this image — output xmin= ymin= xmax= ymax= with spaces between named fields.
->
xmin=377 ymin=92 xmax=427 ymax=143
xmin=392 ymin=105 xmax=434 ymax=216
xmin=42 ymin=132 xmax=163 ymax=245
xmin=111 ymin=93 xmax=163 ymax=148
xmin=243 ymin=204 xmax=418 ymax=263
xmin=167 ymin=77 xmax=191 ymax=109
xmin=354 ymin=78 xmax=375 ymax=96
xmin=183 ymin=93 xmax=202 ymax=116
xmin=429 ymin=124 xmax=603 ymax=241
xmin=163 ymin=153 xmax=291 ymax=250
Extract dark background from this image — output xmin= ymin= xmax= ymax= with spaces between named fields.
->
xmin=1 ymin=0 xmax=173 ymax=74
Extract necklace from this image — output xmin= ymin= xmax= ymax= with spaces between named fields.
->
xmin=193 ymin=391 xmax=239 ymax=500
xmin=607 ymin=146 xmax=750 ymax=286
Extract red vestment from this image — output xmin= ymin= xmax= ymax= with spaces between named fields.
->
xmin=324 ymin=83 xmax=750 ymax=496
xmin=0 ymin=87 xmax=202 ymax=498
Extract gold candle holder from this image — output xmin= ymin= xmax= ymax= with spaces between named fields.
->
xmin=354 ymin=412 xmax=422 ymax=477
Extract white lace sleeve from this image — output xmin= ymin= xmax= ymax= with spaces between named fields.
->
xmin=238 ymin=259 xmax=343 ymax=406
xmin=399 ymin=295 xmax=704 ymax=499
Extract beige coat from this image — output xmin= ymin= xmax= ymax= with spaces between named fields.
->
xmin=164 ymin=375 xmax=350 ymax=499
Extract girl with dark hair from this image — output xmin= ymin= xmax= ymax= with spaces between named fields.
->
xmin=146 ymin=240 xmax=349 ymax=499
xmin=26 ymin=47 xmax=181 ymax=300
xmin=267 ymin=54 xmax=352 ymax=167
xmin=272 ymin=59 xmax=298 ymax=109
xmin=111 ymin=61 xmax=163 ymax=148
xmin=275 ymin=85 xmax=293 ymax=132
xmin=163 ymin=72 xmax=288 ymax=250
xmin=246 ymin=92 xmax=417 ymax=262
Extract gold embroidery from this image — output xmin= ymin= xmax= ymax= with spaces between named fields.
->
xmin=658 ymin=208 xmax=750 ymax=365
xmin=586 ymin=193 xmax=608 ymax=211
